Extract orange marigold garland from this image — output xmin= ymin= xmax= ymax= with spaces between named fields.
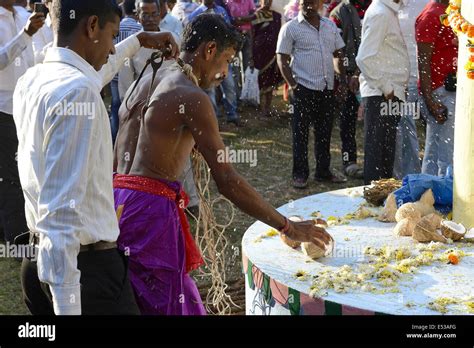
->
xmin=441 ymin=0 xmax=474 ymax=79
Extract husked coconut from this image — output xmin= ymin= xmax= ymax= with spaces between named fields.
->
xmin=413 ymin=217 xmax=447 ymax=243
xmin=413 ymin=189 xmax=436 ymax=217
xmin=301 ymin=238 xmax=334 ymax=259
xmin=393 ymin=218 xmax=418 ymax=237
xmin=395 ymin=203 xmax=422 ymax=222
xmin=440 ymin=220 xmax=466 ymax=241
xmin=280 ymin=216 xmax=303 ymax=248
xmin=378 ymin=193 xmax=397 ymax=222
xmin=424 ymin=213 xmax=443 ymax=229
xmin=280 ymin=234 xmax=301 ymax=248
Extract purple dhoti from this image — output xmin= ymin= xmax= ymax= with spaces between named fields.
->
xmin=113 ymin=174 xmax=206 ymax=315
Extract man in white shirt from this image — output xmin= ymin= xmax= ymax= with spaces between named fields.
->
xmin=171 ymin=0 xmax=199 ymax=22
xmin=355 ymin=0 xmax=409 ymax=184
xmin=392 ymin=0 xmax=428 ymax=179
xmin=0 ymin=1 xmax=43 ymax=245
xmin=159 ymin=0 xmax=183 ymax=39
xmin=31 ymin=0 xmax=53 ymax=64
xmin=14 ymin=0 xmax=178 ymax=315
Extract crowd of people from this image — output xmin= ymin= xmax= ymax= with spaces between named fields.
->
xmin=0 ymin=0 xmax=459 ymax=315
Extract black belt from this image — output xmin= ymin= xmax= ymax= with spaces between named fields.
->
xmin=30 ymin=233 xmax=117 ymax=253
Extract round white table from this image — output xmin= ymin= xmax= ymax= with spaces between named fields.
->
xmin=242 ymin=186 xmax=474 ymax=315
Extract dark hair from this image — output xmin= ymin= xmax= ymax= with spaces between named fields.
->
xmin=122 ymin=0 xmax=137 ymax=15
xmin=181 ymin=14 xmax=243 ymax=54
xmin=135 ymin=0 xmax=160 ymax=13
xmin=51 ymin=0 xmax=122 ymax=36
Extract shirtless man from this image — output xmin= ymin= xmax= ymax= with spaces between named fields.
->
xmin=113 ymin=13 xmax=333 ymax=315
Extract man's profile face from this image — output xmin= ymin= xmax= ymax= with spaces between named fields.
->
xmin=90 ymin=15 xmax=120 ymax=71
xmin=138 ymin=2 xmax=161 ymax=31
xmin=203 ymin=46 xmax=235 ymax=89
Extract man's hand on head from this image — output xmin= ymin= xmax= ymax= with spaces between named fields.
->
xmin=136 ymin=31 xmax=179 ymax=59
xmin=24 ymin=12 xmax=45 ymax=37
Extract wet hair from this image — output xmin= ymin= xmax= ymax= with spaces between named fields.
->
xmin=122 ymin=0 xmax=137 ymax=15
xmin=51 ymin=0 xmax=122 ymax=36
xmin=135 ymin=0 xmax=160 ymax=13
xmin=181 ymin=14 xmax=243 ymax=54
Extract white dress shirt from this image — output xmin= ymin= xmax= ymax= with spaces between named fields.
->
xmin=171 ymin=0 xmax=199 ymax=23
xmin=276 ymin=13 xmax=345 ymax=91
xmin=398 ymin=0 xmax=429 ymax=85
xmin=32 ymin=14 xmax=54 ymax=64
xmin=160 ymin=13 xmax=183 ymax=40
xmin=0 ymin=5 xmax=34 ymax=115
xmin=356 ymin=0 xmax=410 ymax=101
xmin=13 ymin=34 xmax=141 ymax=315
xmin=118 ymin=30 xmax=180 ymax=99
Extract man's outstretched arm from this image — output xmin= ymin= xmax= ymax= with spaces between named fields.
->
xmin=181 ymin=91 xmax=332 ymax=249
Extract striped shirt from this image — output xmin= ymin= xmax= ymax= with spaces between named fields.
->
xmin=112 ymin=17 xmax=143 ymax=82
xmin=276 ymin=13 xmax=345 ymax=91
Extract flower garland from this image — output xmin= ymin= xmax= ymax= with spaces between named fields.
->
xmin=441 ymin=0 xmax=474 ymax=79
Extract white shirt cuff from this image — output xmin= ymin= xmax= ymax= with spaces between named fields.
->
xmin=50 ymin=284 xmax=81 ymax=315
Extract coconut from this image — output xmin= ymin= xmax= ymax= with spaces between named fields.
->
xmin=440 ymin=220 xmax=466 ymax=241
xmin=378 ymin=193 xmax=397 ymax=222
xmin=464 ymin=228 xmax=474 ymax=242
xmin=280 ymin=216 xmax=303 ymax=248
xmin=418 ymin=189 xmax=435 ymax=206
xmin=280 ymin=234 xmax=301 ymax=248
xmin=395 ymin=203 xmax=422 ymax=222
xmin=413 ymin=217 xmax=447 ymax=243
xmin=393 ymin=218 xmax=417 ymax=237
xmin=301 ymin=237 xmax=334 ymax=259
xmin=425 ymin=213 xmax=443 ymax=229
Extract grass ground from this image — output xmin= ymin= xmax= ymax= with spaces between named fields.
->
xmin=0 ymin=89 xmax=426 ymax=315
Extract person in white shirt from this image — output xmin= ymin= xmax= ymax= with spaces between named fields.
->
xmin=0 ymin=1 xmax=43 ymax=245
xmin=31 ymin=0 xmax=53 ymax=64
xmin=159 ymin=0 xmax=183 ymax=39
xmin=119 ymin=0 xmax=180 ymax=98
xmin=171 ymin=0 xmax=199 ymax=22
xmin=392 ymin=0 xmax=428 ymax=179
xmin=355 ymin=0 xmax=409 ymax=184
xmin=14 ymin=0 xmax=178 ymax=316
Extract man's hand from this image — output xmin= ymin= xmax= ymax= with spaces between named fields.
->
xmin=24 ymin=12 xmax=45 ymax=37
xmin=348 ymin=75 xmax=359 ymax=94
xmin=136 ymin=31 xmax=179 ymax=59
xmin=426 ymin=97 xmax=448 ymax=125
xmin=286 ymin=220 xmax=333 ymax=251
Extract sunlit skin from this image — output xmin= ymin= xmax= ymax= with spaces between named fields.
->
xmin=114 ymin=33 xmax=333 ymax=248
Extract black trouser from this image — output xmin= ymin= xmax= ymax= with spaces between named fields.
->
xmin=340 ymin=90 xmax=359 ymax=166
xmin=0 ymin=113 xmax=28 ymax=243
xmin=363 ymin=96 xmax=401 ymax=185
xmin=291 ymin=85 xmax=335 ymax=180
xmin=21 ymin=248 xmax=140 ymax=315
